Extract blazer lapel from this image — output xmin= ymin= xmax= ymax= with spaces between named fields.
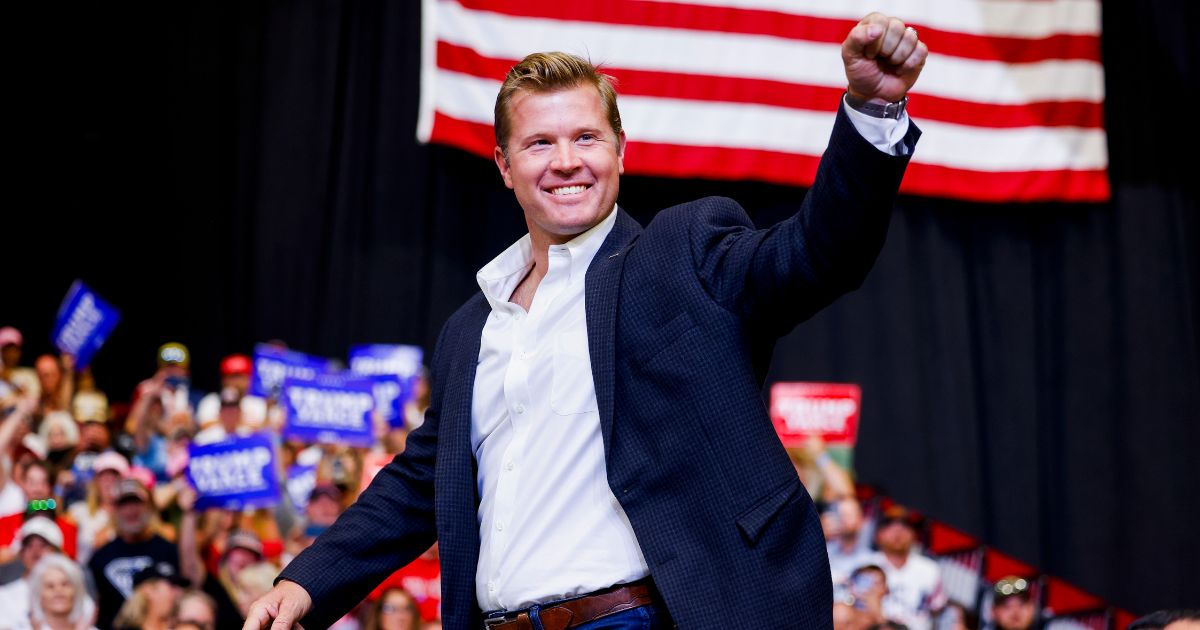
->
xmin=586 ymin=208 xmax=642 ymax=457
xmin=436 ymin=295 xmax=490 ymax=624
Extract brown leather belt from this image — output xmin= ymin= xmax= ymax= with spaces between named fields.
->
xmin=482 ymin=579 xmax=658 ymax=630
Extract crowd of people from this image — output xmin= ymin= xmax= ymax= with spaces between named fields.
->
xmin=0 ymin=327 xmax=436 ymax=630
xmin=1 ymin=324 xmax=1194 ymax=630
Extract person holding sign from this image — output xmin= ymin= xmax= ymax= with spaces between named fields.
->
xmin=248 ymin=12 xmax=927 ymax=630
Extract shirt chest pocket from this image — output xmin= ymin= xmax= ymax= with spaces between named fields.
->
xmin=550 ymin=329 xmax=599 ymax=415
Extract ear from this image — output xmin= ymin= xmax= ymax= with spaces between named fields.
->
xmin=494 ymin=145 xmax=514 ymax=189
xmin=616 ymin=130 xmax=626 ymax=175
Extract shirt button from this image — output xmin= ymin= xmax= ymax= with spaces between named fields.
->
xmin=515 ymin=404 xmax=525 ymax=414
xmin=505 ymin=461 xmax=514 ymax=471
xmin=496 ymin=522 xmax=504 ymax=531
xmin=488 ymin=581 xmax=496 ymax=592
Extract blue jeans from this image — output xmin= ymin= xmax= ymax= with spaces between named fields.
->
xmin=488 ymin=600 xmax=675 ymax=630
xmin=571 ymin=602 xmax=674 ymax=629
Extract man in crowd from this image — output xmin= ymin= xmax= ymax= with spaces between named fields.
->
xmin=133 ymin=342 xmax=199 ymax=419
xmin=824 ymin=493 xmax=873 ymax=586
xmin=195 ymin=353 xmax=268 ymax=440
xmin=833 ymin=564 xmax=890 ymax=630
xmin=73 ymin=413 xmax=113 ymax=476
xmin=248 ymin=11 xmax=926 ymax=630
xmin=88 ymin=478 xmax=179 ymax=630
xmin=288 ymin=483 xmax=341 ymax=546
xmin=988 ymin=576 xmax=1038 ymax=630
xmin=870 ymin=505 xmax=946 ymax=630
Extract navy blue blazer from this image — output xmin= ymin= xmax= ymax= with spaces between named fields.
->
xmin=279 ymin=106 xmax=919 ymax=629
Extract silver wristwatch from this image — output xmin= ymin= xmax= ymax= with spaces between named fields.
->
xmin=844 ymin=91 xmax=908 ymax=119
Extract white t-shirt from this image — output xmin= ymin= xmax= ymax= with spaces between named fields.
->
xmin=0 ymin=482 xmax=25 ymax=519
xmin=0 ymin=576 xmax=30 ymax=630
xmin=828 ymin=541 xmax=875 ymax=586
xmin=68 ymin=502 xmax=112 ymax=566
xmin=871 ymin=550 xmax=947 ymax=630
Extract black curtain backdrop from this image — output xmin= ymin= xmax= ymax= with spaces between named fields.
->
xmin=8 ymin=0 xmax=1197 ymax=614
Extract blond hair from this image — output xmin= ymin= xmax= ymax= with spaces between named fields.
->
xmin=493 ymin=52 xmax=622 ymax=157
xmin=113 ymin=586 xmax=152 ymax=629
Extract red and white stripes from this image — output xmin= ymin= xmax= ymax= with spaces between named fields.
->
xmin=419 ymin=0 xmax=1108 ymax=203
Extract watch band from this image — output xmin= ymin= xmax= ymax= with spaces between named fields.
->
xmin=844 ymin=91 xmax=908 ymax=119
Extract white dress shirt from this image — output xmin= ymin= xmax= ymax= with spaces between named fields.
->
xmin=473 ymin=208 xmax=648 ymax=612
xmin=470 ymin=109 xmax=908 ymax=612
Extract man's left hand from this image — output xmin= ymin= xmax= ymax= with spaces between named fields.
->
xmin=842 ymin=13 xmax=928 ymax=103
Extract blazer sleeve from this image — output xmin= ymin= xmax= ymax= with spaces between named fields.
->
xmin=276 ymin=324 xmax=451 ymax=629
xmin=688 ymin=104 xmax=920 ymax=336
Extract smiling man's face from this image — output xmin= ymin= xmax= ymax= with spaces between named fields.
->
xmin=494 ymin=84 xmax=625 ymax=248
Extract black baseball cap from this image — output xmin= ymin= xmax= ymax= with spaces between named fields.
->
xmin=132 ymin=562 xmax=189 ymax=589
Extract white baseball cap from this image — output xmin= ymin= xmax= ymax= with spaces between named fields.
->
xmin=16 ymin=517 xmax=63 ymax=550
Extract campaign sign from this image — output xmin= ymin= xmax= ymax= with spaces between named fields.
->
xmin=368 ymin=374 xmax=405 ymax=428
xmin=250 ymin=344 xmax=339 ymax=398
xmin=52 ymin=281 xmax=120 ymax=370
xmin=186 ymin=434 xmax=279 ymax=511
xmin=770 ymin=382 xmax=862 ymax=447
xmin=349 ymin=344 xmax=423 ymax=428
xmin=348 ymin=344 xmax=423 ymax=379
xmin=282 ymin=374 xmax=376 ymax=447
xmin=285 ymin=463 xmax=317 ymax=513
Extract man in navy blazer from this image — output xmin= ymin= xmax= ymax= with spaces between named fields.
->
xmin=247 ymin=11 xmax=926 ymax=630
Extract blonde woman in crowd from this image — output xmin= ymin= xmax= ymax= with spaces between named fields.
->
xmin=36 ymin=412 xmax=78 ymax=470
xmin=233 ymin=563 xmax=283 ymax=618
xmin=22 ymin=553 xmax=97 ymax=630
xmin=171 ymin=590 xmax=217 ymax=630
xmin=66 ymin=451 xmax=127 ymax=564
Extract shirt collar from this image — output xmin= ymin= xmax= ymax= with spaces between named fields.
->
xmin=476 ymin=206 xmax=619 ymax=311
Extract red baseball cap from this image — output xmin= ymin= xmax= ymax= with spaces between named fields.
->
xmin=221 ymin=354 xmax=252 ymax=377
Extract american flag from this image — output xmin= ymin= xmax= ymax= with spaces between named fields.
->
xmin=417 ymin=0 xmax=1108 ymax=203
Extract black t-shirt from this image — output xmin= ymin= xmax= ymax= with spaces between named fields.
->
xmin=87 ymin=534 xmax=179 ymax=630
xmin=203 ymin=572 xmax=246 ymax=630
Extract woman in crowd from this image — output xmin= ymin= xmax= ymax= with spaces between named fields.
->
xmin=171 ymin=590 xmax=217 ymax=630
xmin=34 ymin=354 xmax=73 ymax=416
xmin=66 ymin=451 xmax=126 ymax=564
xmin=363 ymin=587 xmax=423 ymax=630
xmin=24 ymin=553 xmax=96 ymax=630
xmin=37 ymin=412 xmax=78 ymax=471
